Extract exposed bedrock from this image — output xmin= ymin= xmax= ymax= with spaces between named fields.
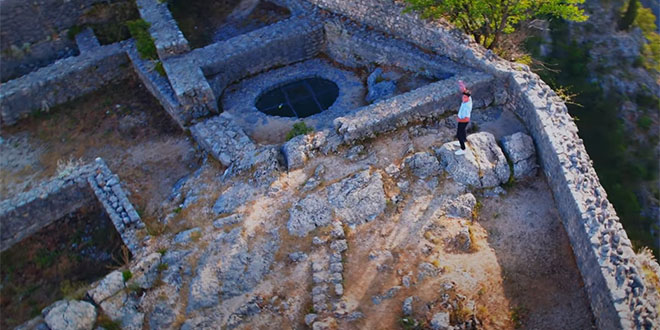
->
xmin=435 ymin=132 xmax=510 ymax=188
xmin=287 ymin=169 xmax=386 ymax=236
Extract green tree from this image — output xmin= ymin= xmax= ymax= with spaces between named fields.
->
xmin=634 ymin=6 xmax=660 ymax=71
xmin=404 ymin=0 xmax=587 ymax=50
xmin=618 ymin=0 xmax=638 ymax=31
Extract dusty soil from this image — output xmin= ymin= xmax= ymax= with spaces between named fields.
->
xmin=0 ymin=76 xmax=200 ymax=223
xmin=313 ymin=128 xmax=596 ymax=330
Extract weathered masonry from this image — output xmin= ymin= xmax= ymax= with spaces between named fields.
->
xmin=0 ymin=158 xmax=147 ymax=255
xmin=0 ymin=0 xmax=656 ymax=328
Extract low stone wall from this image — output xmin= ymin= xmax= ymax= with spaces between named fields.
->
xmin=136 ymin=0 xmax=190 ymax=59
xmin=0 ymin=42 xmax=131 ymax=126
xmin=193 ymin=16 xmax=325 ymax=94
xmin=1 ymin=35 xmax=79 ymax=83
xmin=87 ymin=158 xmax=145 ymax=254
xmin=75 ymin=28 xmax=101 ymax=53
xmin=0 ymin=167 xmax=96 ymax=252
xmin=126 ymin=42 xmax=188 ymax=128
xmin=190 ymin=114 xmax=257 ymax=167
xmin=0 ymin=0 xmax=134 ymax=82
xmin=324 ymin=19 xmax=460 ymax=79
xmin=334 ymin=72 xmax=495 ymax=143
xmin=162 ymin=56 xmax=219 ymax=122
xmin=307 ymin=0 xmax=657 ymax=328
xmin=0 ymin=0 xmax=110 ymax=49
xmin=0 ymin=158 xmax=146 ymax=255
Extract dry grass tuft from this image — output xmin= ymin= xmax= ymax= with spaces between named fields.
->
xmin=55 ymin=157 xmax=84 ymax=178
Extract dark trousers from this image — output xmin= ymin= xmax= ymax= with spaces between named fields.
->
xmin=457 ymin=122 xmax=468 ymax=150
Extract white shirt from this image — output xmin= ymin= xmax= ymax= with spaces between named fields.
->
xmin=457 ymin=97 xmax=472 ymax=120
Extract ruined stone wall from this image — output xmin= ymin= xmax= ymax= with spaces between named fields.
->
xmin=125 ymin=41 xmax=188 ymax=129
xmin=0 ymin=0 xmax=124 ymax=81
xmin=306 ymin=0 xmax=657 ymax=328
xmin=0 ymin=37 xmax=79 ymax=84
xmin=0 ymin=168 xmax=96 ymax=252
xmin=135 ymin=0 xmax=190 ymax=59
xmin=334 ymin=71 xmax=496 ymax=143
xmin=0 ymin=158 xmax=146 ymax=255
xmin=194 ymin=16 xmax=325 ymax=97
xmin=324 ymin=19 xmax=460 ymax=79
xmin=0 ymin=42 xmax=131 ymax=126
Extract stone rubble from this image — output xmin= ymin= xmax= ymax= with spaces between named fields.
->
xmin=500 ymin=132 xmax=538 ymax=179
xmin=44 ymin=300 xmax=97 ymax=330
xmin=403 ymin=296 xmax=414 ymax=316
xmin=430 ymin=311 xmax=451 ymax=330
xmin=404 ymin=151 xmax=441 ymax=179
xmin=442 ymin=193 xmax=477 ymax=219
xmin=366 ymin=67 xmax=397 ymax=103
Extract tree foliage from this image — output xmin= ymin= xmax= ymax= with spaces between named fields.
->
xmin=404 ymin=0 xmax=587 ymax=49
xmin=618 ymin=0 xmax=638 ymax=30
xmin=634 ymin=6 xmax=660 ymax=71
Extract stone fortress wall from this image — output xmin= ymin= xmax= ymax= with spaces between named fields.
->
xmin=305 ymin=0 xmax=657 ymax=328
xmin=0 ymin=0 xmax=657 ymax=328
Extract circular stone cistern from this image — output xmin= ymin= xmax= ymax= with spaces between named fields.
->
xmin=255 ymin=78 xmax=339 ymax=118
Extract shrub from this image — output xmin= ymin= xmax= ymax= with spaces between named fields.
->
xmin=122 ymin=270 xmax=133 ymax=282
xmin=510 ymin=306 xmax=527 ymax=328
xmin=285 ymin=121 xmax=314 ymax=141
xmin=34 ymin=249 xmax=59 ymax=269
xmin=634 ymin=7 xmax=660 ymax=71
xmin=637 ymin=116 xmax=652 ymax=130
xmin=636 ymin=92 xmax=660 ymax=110
xmin=67 ymin=25 xmax=85 ymax=40
xmin=126 ymin=19 xmax=157 ymax=60
xmin=154 ymin=60 xmax=166 ymax=77
xmin=96 ymin=313 xmax=121 ymax=330
xmin=60 ymin=280 xmax=87 ymax=300
xmin=404 ymin=0 xmax=586 ymax=50
xmin=399 ymin=317 xmax=420 ymax=330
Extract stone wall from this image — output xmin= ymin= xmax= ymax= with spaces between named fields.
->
xmin=0 ymin=0 xmax=127 ymax=82
xmin=0 ymin=158 xmax=147 ymax=255
xmin=0 ymin=36 xmax=79 ymax=83
xmin=86 ymin=158 xmax=146 ymax=254
xmin=324 ymin=19 xmax=460 ymax=79
xmin=307 ymin=0 xmax=657 ymax=328
xmin=162 ymin=56 xmax=218 ymax=121
xmin=135 ymin=0 xmax=190 ymax=59
xmin=126 ymin=42 xmax=188 ymax=128
xmin=0 ymin=42 xmax=131 ymax=126
xmin=334 ymin=71 xmax=495 ymax=143
xmin=0 ymin=167 xmax=96 ymax=252
xmin=193 ymin=16 xmax=325 ymax=96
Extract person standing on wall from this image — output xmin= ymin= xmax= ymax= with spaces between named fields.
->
xmin=455 ymin=80 xmax=472 ymax=155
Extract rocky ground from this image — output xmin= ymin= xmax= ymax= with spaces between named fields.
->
xmin=37 ymin=105 xmax=597 ymax=330
xmin=3 ymin=99 xmax=608 ymax=329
